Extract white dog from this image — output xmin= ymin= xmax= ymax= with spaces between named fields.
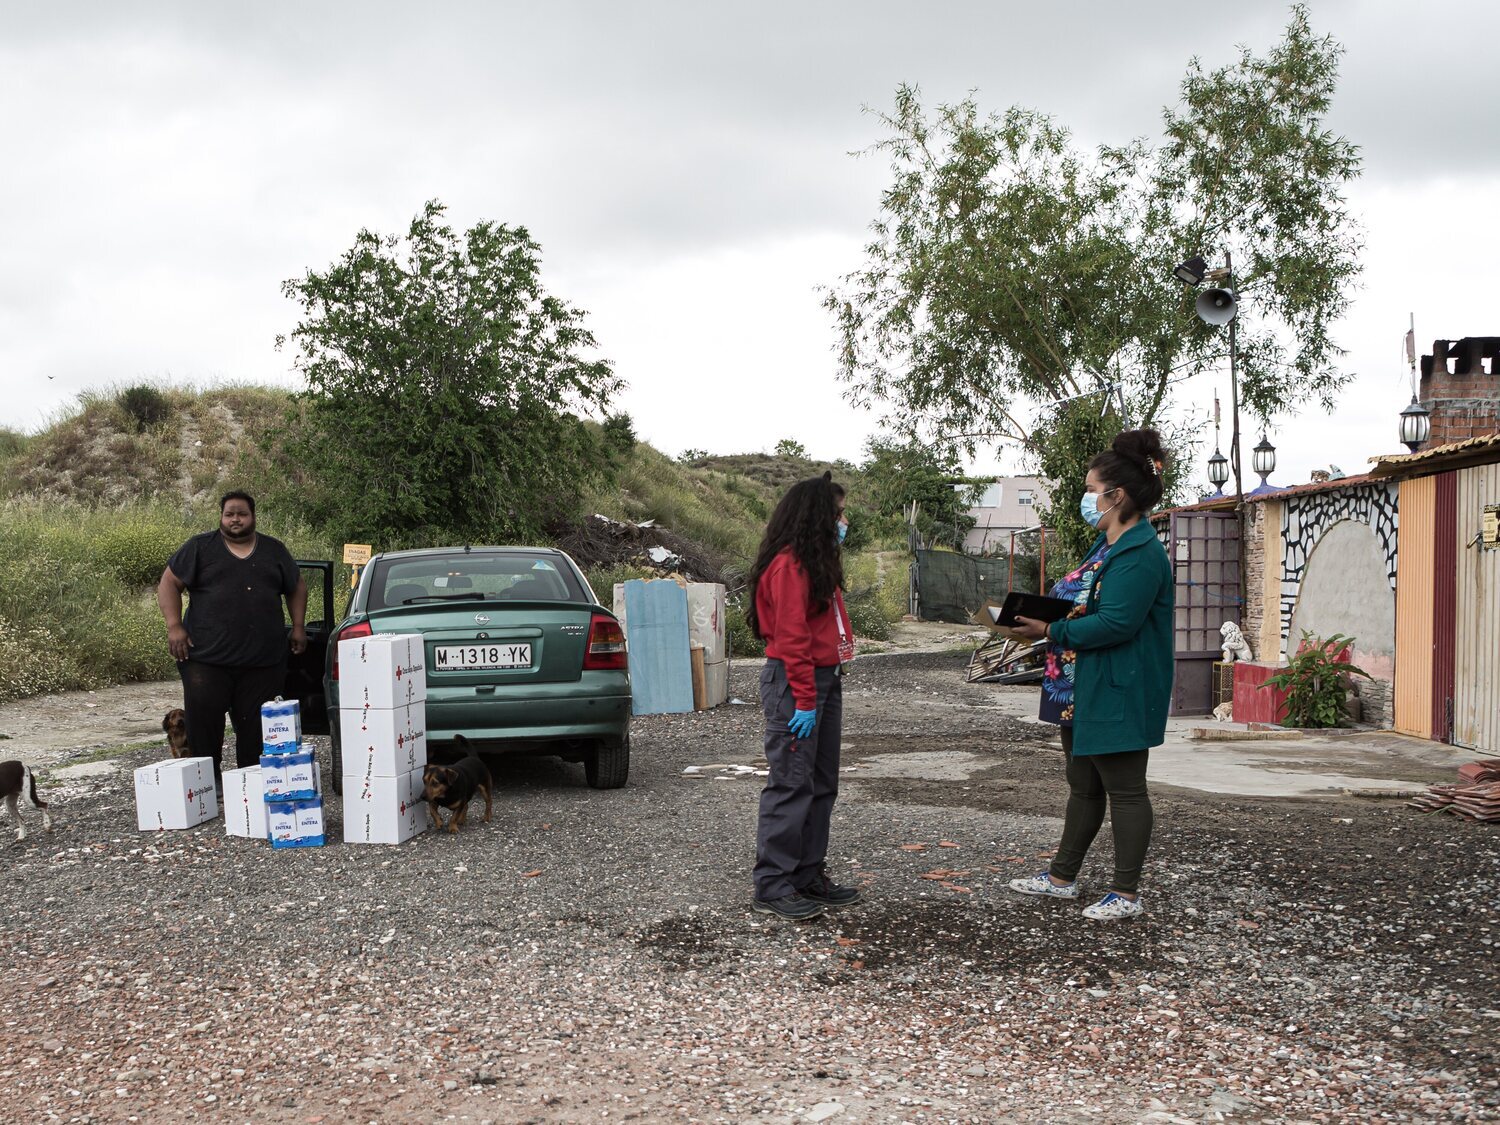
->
xmin=1212 ymin=701 xmax=1234 ymax=722
xmin=1220 ymin=621 xmax=1253 ymax=663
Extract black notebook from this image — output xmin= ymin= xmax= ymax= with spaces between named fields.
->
xmin=990 ymin=591 xmax=1075 ymax=628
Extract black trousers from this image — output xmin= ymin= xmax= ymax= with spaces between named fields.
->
xmin=177 ymin=660 xmax=286 ymax=774
xmin=753 ymin=660 xmax=843 ymax=900
xmin=1048 ymin=727 xmax=1154 ymax=895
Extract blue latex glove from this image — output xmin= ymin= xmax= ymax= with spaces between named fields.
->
xmin=788 ymin=708 xmax=817 ymax=739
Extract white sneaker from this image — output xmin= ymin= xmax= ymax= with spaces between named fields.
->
xmin=1082 ymin=892 xmax=1144 ymax=920
xmin=1007 ymin=871 xmax=1079 ymax=899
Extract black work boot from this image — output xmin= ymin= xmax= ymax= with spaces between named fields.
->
xmin=751 ymin=892 xmax=826 ymax=921
xmin=800 ymin=874 xmax=865 ymax=907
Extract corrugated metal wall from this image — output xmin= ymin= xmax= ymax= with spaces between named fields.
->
xmin=1453 ymin=463 xmax=1500 ymax=752
xmin=1432 ymin=472 xmax=1459 ymax=742
xmin=1393 ymin=476 xmax=1436 ymax=738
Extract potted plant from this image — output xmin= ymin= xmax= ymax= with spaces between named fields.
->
xmin=1260 ymin=632 xmax=1371 ymax=729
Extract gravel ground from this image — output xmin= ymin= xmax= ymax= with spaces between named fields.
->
xmin=2 ymin=651 xmax=1496 ymax=1124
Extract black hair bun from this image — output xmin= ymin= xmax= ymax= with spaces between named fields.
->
xmin=1113 ymin=428 xmax=1168 ymax=473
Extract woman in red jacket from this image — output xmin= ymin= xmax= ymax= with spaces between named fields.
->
xmin=746 ymin=471 xmax=861 ymax=921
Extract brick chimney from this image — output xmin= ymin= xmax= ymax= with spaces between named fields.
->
xmin=1419 ymin=337 xmax=1500 ymax=446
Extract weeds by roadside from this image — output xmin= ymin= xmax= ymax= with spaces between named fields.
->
xmin=0 ymin=498 xmax=339 ymax=704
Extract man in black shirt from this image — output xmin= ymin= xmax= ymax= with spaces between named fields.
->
xmin=157 ymin=491 xmax=308 ymax=775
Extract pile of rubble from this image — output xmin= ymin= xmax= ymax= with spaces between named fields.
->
xmin=1410 ymin=759 xmax=1500 ymax=822
xmin=553 ymin=514 xmax=729 ymax=584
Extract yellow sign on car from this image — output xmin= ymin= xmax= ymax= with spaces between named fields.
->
xmin=342 ymin=544 xmax=372 ymax=566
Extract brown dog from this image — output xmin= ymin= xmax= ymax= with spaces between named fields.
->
xmin=1 ymin=760 xmax=52 ymax=841
xmin=422 ymin=735 xmax=493 ymax=834
xmin=162 ymin=709 xmax=189 ymax=757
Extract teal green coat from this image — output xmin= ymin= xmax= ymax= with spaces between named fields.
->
xmin=1049 ymin=521 xmax=1174 ymax=755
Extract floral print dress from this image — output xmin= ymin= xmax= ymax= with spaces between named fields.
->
xmin=1039 ymin=540 xmax=1112 ymax=727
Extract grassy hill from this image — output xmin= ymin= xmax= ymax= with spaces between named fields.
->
xmin=6 ymin=382 xmax=295 ymax=508
xmin=0 ymin=384 xmax=905 ymax=703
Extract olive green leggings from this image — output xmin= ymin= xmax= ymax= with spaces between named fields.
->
xmin=1048 ymin=727 xmax=1153 ymax=895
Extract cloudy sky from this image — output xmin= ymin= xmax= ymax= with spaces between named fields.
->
xmin=3 ymin=1 xmax=1497 ymax=492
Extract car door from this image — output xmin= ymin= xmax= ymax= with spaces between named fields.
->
xmin=284 ymin=560 xmax=335 ymax=734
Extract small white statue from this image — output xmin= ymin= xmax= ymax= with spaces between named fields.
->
xmin=1220 ymin=621 xmax=1253 ymax=663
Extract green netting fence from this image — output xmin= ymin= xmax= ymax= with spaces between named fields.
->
xmin=912 ymin=548 xmax=1046 ymax=624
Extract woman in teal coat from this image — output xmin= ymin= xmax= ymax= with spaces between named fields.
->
xmin=1009 ymin=428 xmax=1174 ymax=920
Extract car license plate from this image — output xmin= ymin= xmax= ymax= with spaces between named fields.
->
xmin=433 ymin=643 xmax=533 ymax=670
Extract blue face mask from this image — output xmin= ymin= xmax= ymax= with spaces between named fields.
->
xmin=1079 ymin=490 xmax=1117 ymax=528
xmin=836 ymin=520 xmax=848 ymax=543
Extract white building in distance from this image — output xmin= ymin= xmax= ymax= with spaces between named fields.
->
xmin=960 ymin=476 xmax=1048 ymax=555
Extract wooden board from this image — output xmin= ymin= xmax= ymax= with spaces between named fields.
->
xmin=690 ymin=644 xmax=707 ymax=710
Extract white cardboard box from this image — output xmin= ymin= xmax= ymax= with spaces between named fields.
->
xmin=340 ymin=702 xmax=427 ymax=778
xmin=294 ymin=798 xmax=326 ymax=846
xmin=338 ymin=633 xmax=428 ymax=709
xmin=343 ymin=768 xmax=428 ymax=845
xmin=222 ymin=765 xmax=268 ymax=839
xmin=260 ymin=698 xmax=302 ymax=751
xmin=284 ymin=751 xmax=320 ymax=799
xmin=267 ymin=800 xmax=299 ymax=846
xmin=135 ymin=757 xmax=218 ymax=831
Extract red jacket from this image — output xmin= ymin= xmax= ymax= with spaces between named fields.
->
xmin=756 ymin=548 xmax=849 ymax=710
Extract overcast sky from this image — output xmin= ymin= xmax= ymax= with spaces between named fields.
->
xmin=3 ymin=1 xmax=1497 ymax=492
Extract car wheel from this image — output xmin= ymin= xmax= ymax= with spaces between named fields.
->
xmin=585 ymin=735 xmax=629 ymax=789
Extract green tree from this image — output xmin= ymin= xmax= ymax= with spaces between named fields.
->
xmin=860 ymin=435 xmax=978 ymax=549
xmin=824 ymin=6 xmax=1359 ymax=559
xmin=277 ymin=201 xmax=621 ymax=547
xmin=602 ymin=412 xmax=638 ymax=455
xmin=774 ymin=438 xmax=807 ymax=458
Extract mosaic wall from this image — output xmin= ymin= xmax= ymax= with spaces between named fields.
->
xmin=1278 ymin=481 xmax=1400 ymax=646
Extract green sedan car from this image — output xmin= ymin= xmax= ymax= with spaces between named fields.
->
xmin=324 ymin=546 xmax=630 ymax=793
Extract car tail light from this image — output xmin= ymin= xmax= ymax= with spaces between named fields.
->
xmin=331 ymin=620 xmax=374 ymax=680
xmin=582 ymin=613 xmax=627 ymax=671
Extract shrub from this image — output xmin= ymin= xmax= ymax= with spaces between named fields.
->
xmin=725 ymin=599 xmax=764 ymax=658
xmin=0 ymin=618 xmax=86 ymax=703
xmin=94 ymin=521 xmax=188 ymax=588
xmin=842 ymin=550 xmax=907 ymax=642
xmin=602 ymin=413 xmax=637 ymax=454
xmin=117 ymin=384 xmax=172 ymax=432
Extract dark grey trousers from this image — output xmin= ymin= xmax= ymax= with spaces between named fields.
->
xmin=1049 ymin=727 xmax=1154 ymax=895
xmin=753 ymin=660 xmax=843 ymax=900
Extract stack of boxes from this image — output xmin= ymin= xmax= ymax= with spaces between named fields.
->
xmin=135 ymin=757 xmax=218 ymax=831
xmin=339 ymin=633 xmax=429 ymax=845
xmin=256 ymin=698 xmax=325 ymax=848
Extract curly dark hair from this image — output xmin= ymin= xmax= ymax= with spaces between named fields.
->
xmin=1088 ymin=428 xmax=1169 ymax=515
xmin=745 ymin=471 xmax=846 ymax=640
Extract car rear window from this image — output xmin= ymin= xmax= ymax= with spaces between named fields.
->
xmin=369 ymin=555 xmax=586 ymax=610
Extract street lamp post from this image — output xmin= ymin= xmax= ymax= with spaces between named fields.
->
xmin=1252 ymin=433 xmax=1277 ymax=489
xmin=1176 ymin=251 xmax=1246 ymax=614
xmin=1399 ymin=396 xmax=1431 ymax=452
xmin=1207 ymin=392 xmax=1230 ymax=494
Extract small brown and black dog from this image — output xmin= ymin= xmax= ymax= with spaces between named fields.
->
xmin=162 ymin=708 xmax=189 ymax=758
xmin=1 ymin=760 xmax=52 ymax=841
xmin=422 ymin=735 xmax=493 ymax=834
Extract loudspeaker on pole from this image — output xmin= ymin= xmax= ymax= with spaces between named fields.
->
xmin=1195 ymin=288 xmax=1237 ymax=326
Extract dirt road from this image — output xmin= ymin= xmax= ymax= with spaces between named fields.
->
xmin=1 ymin=651 xmax=1495 ymax=1122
